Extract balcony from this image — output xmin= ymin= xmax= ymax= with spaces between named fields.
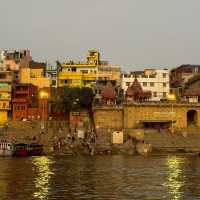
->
xmin=15 ymin=90 xmax=29 ymax=94
xmin=59 ymin=72 xmax=97 ymax=80
xmin=0 ymin=77 xmax=12 ymax=82
xmin=0 ymin=96 xmax=11 ymax=101
xmin=0 ymin=86 xmax=12 ymax=92
xmin=0 ymin=102 xmax=11 ymax=110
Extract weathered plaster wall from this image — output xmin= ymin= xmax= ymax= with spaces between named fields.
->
xmin=93 ymin=104 xmax=200 ymax=130
xmin=93 ymin=107 xmax=123 ymax=129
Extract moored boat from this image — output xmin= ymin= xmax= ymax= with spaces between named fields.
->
xmin=13 ymin=143 xmax=29 ymax=157
xmin=13 ymin=143 xmax=44 ymax=157
xmin=28 ymin=143 xmax=43 ymax=156
xmin=0 ymin=141 xmax=14 ymax=156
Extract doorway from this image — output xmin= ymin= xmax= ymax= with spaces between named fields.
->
xmin=187 ymin=110 xmax=197 ymax=127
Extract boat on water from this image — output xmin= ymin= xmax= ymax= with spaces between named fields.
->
xmin=0 ymin=141 xmax=14 ymax=156
xmin=28 ymin=143 xmax=43 ymax=156
xmin=13 ymin=143 xmax=44 ymax=157
xmin=13 ymin=143 xmax=29 ymax=157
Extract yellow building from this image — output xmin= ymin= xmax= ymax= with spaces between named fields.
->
xmin=20 ymin=61 xmax=50 ymax=88
xmin=0 ymin=70 xmax=12 ymax=124
xmin=58 ymin=50 xmax=100 ymax=88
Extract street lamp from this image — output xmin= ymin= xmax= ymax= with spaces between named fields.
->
xmin=167 ymin=94 xmax=176 ymax=133
xmin=39 ymin=91 xmax=49 ymax=129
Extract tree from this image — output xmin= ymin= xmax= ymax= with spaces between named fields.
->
xmin=53 ymin=87 xmax=94 ymax=119
xmin=79 ymin=87 xmax=94 ymax=108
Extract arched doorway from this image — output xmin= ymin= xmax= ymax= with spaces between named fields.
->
xmin=187 ymin=110 xmax=198 ymax=127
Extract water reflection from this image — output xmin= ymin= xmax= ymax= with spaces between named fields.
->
xmin=32 ymin=156 xmax=54 ymax=200
xmin=0 ymin=155 xmax=200 ymax=199
xmin=166 ymin=156 xmax=185 ymax=200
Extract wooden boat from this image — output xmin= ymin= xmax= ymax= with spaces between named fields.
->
xmin=28 ymin=143 xmax=43 ymax=156
xmin=13 ymin=143 xmax=29 ymax=157
xmin=0 ymin=141 xmax=14 ymax=156
xmin=13 ymin=143 xmax=43 ymax=157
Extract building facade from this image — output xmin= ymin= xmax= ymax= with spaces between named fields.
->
xmin=46 ymin=65 xmax=57 ymax=87
xmin=58 ymin=50 xmax=100 ymax=88
xmin=12 ymin=84 xmax=49 ymax=121
xmin=122 ymin=69 xmax=169 ymax=101
xmin=94 ymin=64 xmax=121 ymax=103
xmin=0 ymin=68 xmax=12 ymax=124
xmin=170 ymin=65 xmax=200 ymax=100
xmin=1 ymin=49 xmax=32 ymax=83
xmin=20 ymin=61 xmax=50 ymax=88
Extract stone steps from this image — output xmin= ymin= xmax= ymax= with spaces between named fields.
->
xmin=144 ymin=130 xmax=200 ymax=152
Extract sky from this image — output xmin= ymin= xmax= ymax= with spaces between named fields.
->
xmin=0 ymin=0 xmax=200 ymax=71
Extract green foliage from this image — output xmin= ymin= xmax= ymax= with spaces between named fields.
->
xmin=79 ymin=87 xmax=94 ymax=107
xmin=58 ymin=87 xmax=94 ymax=111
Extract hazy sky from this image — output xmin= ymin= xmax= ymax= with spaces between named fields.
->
xmin=0 ymin=0 xmax=200 ymax=71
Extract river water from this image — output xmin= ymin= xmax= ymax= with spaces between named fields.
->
xmin=0 ymin=155 xmax=200 ymax=200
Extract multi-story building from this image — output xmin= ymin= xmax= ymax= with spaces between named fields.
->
xmin=2 ymin=49 xmax=32 ymax=83
xmin=46 ymin=65 xmax=57 ymax=87
xmin=170 ymin=64 xmax=200 ymax=100
xmin=94 ymin=64 xmax=121 ymax=103
xmin=0 ymin=68 xmax=12 ymax=124
xmin=122 ymin=69 xmax=169 ymax=101
xmin=12 ymin=84 xmax=49 ymax=120
xmin=20 ymin=61 xmax=50 ymax=88
xmin=58 ymin=50 xmax=100 ymax=88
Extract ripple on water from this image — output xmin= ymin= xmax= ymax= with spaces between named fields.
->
xmin=0 ymin=155 xmax=200 ymax=200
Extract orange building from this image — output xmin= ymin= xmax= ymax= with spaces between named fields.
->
xmin=12 ymin=84 xmax=49 ymax=120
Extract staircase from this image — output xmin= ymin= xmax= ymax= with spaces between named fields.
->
xmin=144 ymin=129 xmax=200 ymax=153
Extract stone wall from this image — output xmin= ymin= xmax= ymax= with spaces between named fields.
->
xmin=93 ymin=107 xmax=123 ymax=129
xmin=93 ymin=103 xmax=200 ymax=130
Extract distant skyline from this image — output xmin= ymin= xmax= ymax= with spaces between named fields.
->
xmin=0 ymin=0 xmax=200 ymax=71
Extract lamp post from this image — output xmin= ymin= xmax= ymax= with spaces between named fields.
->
xmin=167 ymin=94 xmax=176 ymax=133
xmin=39 ymin=91 xmax=49 ymax=130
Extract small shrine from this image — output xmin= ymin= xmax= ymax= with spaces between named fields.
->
xmin=125 ymin=78 xmax=151 ymax=102
xmin=101 ymin=82 xmax=117 ymax=105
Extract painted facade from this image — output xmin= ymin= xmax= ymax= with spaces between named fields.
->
xmin=0 ymin=70 xmax=12 ymax=124
xmin=58 ymin=50 xmax=99 ymax=88
xmin=12 ymin=84 xmax=49 ymax=120
xmin=20 ymin=61 xmax=50 ymax=88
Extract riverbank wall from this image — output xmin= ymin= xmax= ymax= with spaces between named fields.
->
xmin=1 ymin=120 xmax=200 ymax=156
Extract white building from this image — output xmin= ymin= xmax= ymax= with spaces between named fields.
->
xmin=122 ymin=69 xmax=170 ymax=101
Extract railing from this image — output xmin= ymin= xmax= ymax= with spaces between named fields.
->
xmin=0 ymin=77 xmax=12 ymax=82
xmin=0 ymin=96 xmax=11 ymax=100
xmin=0 ymin=86 xmax=12 ymax=92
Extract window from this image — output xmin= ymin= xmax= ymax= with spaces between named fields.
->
xmin=150 ymin=82 xmax=154 ymax=87
xmin=162 ymin=73 xmax=167 ymax=78
xmin=62 ymin=79 xmax=72 ymax=84
xmin=143 ymin=82 xmax=147 ymax=87
xmin=51 ymin=80 xmax=56 ymax=86
xmin=153 ymin=92 xmax=157 ymax=97
xmin=71 ymin=67 xmax=76 ymax=72
xmin=163 ymin=92 xmax=166 ymax=97
xmin=126 ymin=82 xmax=130 ymax=87
xmin=81 ymin=70 xmax=88 ymax=73
xmin=163 ymin=83 xmax=167 ymax=87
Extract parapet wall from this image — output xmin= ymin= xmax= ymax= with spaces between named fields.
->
xmin=93 ymin=103 xmax=200 ymax=130
xmin=93 ymin=107 xmax=123 ymax=130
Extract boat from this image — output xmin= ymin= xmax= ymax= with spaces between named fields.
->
xmin=28 ymin=143 xmax=43 ymax=156
xmin=13 ymin=143 xmax=44 ymax=157
xmin=0 ymin=141 xmax=14 ymax=156
xmin=13 ymin=143 xmax=29 ymax=157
